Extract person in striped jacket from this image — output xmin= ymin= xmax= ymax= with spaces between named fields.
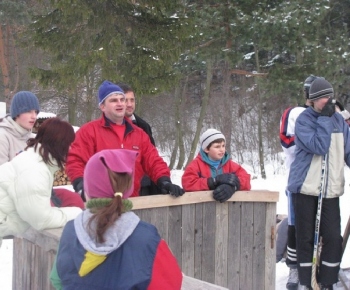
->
xmin=279 ymin=75 xmax=317 ymax=290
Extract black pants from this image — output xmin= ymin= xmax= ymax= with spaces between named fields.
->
xmin=286 ymin=225 xmax=297 ymax=268
xmin=293 ymin=193 xmax=342 ymax=286
xmin=139 ymin=175 xmax=161 ymax=196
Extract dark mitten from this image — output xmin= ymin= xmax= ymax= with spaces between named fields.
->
xmin=212 ymin=184 xmax=236 ymax=203
xmin=157 ymin=177 xmax=185 ymax=197
xmin=72 ymin=177 xmax=86 ymax=202
xmin=320 ymin=98 xmax=336 ymax=117
xmin=215 ymin=173 xmax=240 ymax=189
xmin=51 ymin=189 xmax=62 ymax=207
xmin=207 ymin=177 xmax=216 ymax=190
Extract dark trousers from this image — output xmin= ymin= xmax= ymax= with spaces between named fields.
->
xmin=286 ymin=225 xmax=297 ymax=268
xmin=139 ymin=175 xmax=161 ymax=196
xmin=293 ymin=193 xmax=342 ymax=286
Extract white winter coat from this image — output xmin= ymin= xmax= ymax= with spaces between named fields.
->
xmin=0 ymin=145 xmax=81 ymax=238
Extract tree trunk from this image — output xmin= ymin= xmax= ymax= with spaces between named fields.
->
xmin=221 ymin=61 xmax=233 ymax=156
xmin=185 ymin=58 xmax=213 ymax=167
xmin=176 ymin=77 xmax=188 ymax=170
xmin=0 ymin=25 xmax=11 ymax=107
xmin=68 ymin=89 xmax=78 ymax=125
xmin=85 ymin=75 xmax=96 ymax=123
xmin=169 ymin=86 xmax=180 ymax=169
xmin=254 ymin=45 xmax=266 ymax=179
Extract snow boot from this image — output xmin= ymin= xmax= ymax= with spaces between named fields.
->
xmin=286 ymin=267 xmax=299 ymax=289
xmin=319 ymin=284 xmax=333 ymax=290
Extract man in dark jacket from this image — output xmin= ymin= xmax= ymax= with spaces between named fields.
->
xmin=117 ymin=83 xmax=161 ymax=196
xmin=118 ymin=83 xmax=155 ymax=146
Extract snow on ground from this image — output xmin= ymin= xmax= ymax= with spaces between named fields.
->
xmin=0 ymin=168 xmax=349 ymax=290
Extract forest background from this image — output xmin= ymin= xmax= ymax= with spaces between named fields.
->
xmin=1 ymin=0 xmax=350 ymax=177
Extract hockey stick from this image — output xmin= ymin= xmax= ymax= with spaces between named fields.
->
xmin=342 ymin=214 xmax=350 ymax=257
xmin=311 ymin=154 xmax=327 ymax=290
xmin=338 ymin=215 xmax=350 ymax=290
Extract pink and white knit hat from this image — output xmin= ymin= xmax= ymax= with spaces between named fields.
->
xmin=84 ymin=149 xmax=138 ymax=199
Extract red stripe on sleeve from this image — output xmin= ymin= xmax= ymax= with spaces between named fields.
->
xmin=148 ymin=240 xmax=183 ymax=290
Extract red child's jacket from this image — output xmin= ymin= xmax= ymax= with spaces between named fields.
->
xmin=182 ymin=152 xmax=251 ymax=192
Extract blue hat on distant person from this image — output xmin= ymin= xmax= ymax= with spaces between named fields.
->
xmin=98 ymin=81 xmax=125 ymax=106
xmin=10 ymin=91 xmax=40 ymax=118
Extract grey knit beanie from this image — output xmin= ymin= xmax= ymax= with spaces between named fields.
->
xmin=308 ymin=78 xmax=334 ymax=101
xmin=200 ymin=129 xmax=225 ymax=150
xmin=10 ymin=91 xmax=40 ymax=118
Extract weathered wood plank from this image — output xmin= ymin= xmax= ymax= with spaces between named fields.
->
xmin=12 ymin=238 xmax=21 ymax=289
xmin=265 ymin=202 xmax=277 ymax=290
xmin=215 ymin=202 xmax=228 ymax=287
xmin=151 ymin=206 xmax=169 ymax=241
xmin=19 ymin=227 xmax=60 ymax=252
xmin=167 ymin=205 xmax=183 ymax=266
xmin=33 ymin=244 xmax=41 ymax=289
xmin=227 ymin=202 xmax=241 ymax=289
xmin=252 ymin=203 xmax=266 ymax=290
xmin=194 ymin=203 xmax=203 ymax=280
xmin=201 ymin=202 xmax=216 ymax=284
xmin=182 ymin=204 xmax=195 ymax=277
xmin=240 ymin=202 xmax=254 ymax=290
xmin=129 ymin=190 xmax=279 ymax=210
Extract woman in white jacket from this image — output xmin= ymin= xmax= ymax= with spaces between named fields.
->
xmin=0 ymin=117 xmax=82 ymax=243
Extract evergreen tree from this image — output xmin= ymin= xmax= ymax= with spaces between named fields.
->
xmin=27 ymin=0 xmax=195 ymax=93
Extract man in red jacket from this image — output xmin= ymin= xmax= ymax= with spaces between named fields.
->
xmin=66 ymin=80 xmax=184 ymax=200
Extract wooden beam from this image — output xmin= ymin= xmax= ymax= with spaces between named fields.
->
xmin=129 ymin=190 xmax=279 ymax=210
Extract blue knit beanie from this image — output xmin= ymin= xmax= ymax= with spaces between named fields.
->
xmin=98 ymin=81 xmax=125 ymax=105
xmin=10 ymin=91 xmax=40 ymax=118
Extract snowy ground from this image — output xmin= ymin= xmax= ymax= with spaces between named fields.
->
xmin=0 ymin=168 xmax=349 ymax=290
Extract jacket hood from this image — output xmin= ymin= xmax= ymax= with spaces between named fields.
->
xmin=0 ymin=115 xmax=33 ymax=139
xmin=74 ymin=210 xmax=140 ymax=255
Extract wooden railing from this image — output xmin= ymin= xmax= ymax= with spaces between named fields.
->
xmin=13 ymin=190 xmax=278 ymax=290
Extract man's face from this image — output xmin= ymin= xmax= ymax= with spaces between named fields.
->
xmin=99 ymin=93 xmax=126 ymax=124
xmin=125 ymin=91 xmax=136 ymax=118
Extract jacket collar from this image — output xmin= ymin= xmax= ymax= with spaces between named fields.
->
xmin=100 ymin=114 xmax=135 ymax=137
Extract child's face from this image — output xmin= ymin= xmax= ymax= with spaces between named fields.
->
xmin=313 ymin=96 xmax=330 ymax=112
xmin=204 ymin=141 xmax=226 ymax=161
xmin=15 ymin=110 xmax=38 ymax=130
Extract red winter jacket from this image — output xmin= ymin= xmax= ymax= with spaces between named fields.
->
xmin=66 ymin=115 xmax=170 ymax=197
xmin=182 ymin=153 xmax=251 ymax=192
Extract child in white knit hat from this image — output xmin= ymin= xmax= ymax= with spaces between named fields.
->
xmin=182 ymin=128 xmax=251 ymax=202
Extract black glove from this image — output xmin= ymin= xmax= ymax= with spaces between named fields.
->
xmin=157 ymin=177 xmax=185 ymax=197
xmin=51 ymin=188 xmax=62 ymax=207
xmin=213 ymin=184 xmax=236 ymax=203
xmin=320 ymin=98 xmax=336 ymax=117
xmin=215 ymin=173 xmax=240 ymax=189
xmin=73 ymin=177 xmax=86 ymax=202
xmin=207 ymin=177 xmax=216 ymax=190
